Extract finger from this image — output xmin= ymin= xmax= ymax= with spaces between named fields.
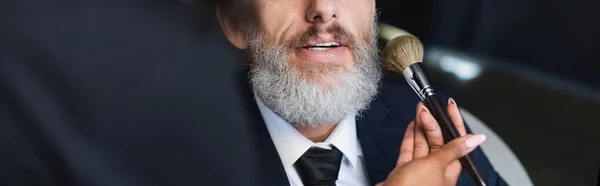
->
xmin=397 ymin=121 xmax=416 ymax=166
xmin=417 ymin=102 xmax=445 ymax=153
xmin=414 ymin=102 xmax=430 ymax=158
xmin=445 ymin=160 xmax=463 ymax=179
xmin=447 ymin=98 xmax=467 ymax=136
xmin=431 ymin=134 xmax=486 ymax=167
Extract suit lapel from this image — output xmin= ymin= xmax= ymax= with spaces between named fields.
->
xmin=250 ymin=110 xmax=290 ymax=186
xmin=357 ymin=76 xmax=422 ymax=184
xmin=356 ymin=96 xmax=395 ymax=184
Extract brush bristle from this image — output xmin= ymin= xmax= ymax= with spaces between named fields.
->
xmin=381 ymin=35 xmax=424 ymax=73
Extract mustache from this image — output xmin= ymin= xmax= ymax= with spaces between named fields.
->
xmin=288 ymin=23 xmax=357 ymax=49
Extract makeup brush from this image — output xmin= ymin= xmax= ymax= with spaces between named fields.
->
xmin=382 ymin=35 xmax=487 ymax=186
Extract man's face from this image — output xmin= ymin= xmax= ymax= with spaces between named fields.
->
xmin=220 ymin=0 xmax=381 ymax=127
xmin=250 ymin=0 xmax=376 ymax=80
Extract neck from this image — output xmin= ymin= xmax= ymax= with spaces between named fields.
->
xmin=294 ymin=122 xmax=337 ymax=142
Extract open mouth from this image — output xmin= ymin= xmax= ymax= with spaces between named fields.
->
xmin=302 ymin=42 xmax=342 ymax=51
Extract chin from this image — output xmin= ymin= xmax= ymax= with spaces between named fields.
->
xmin=306 ymin=72 xmax=350 ymax=91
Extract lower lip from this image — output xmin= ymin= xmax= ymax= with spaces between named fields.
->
xmin=296 ymin=46 xmax=347 ymax=63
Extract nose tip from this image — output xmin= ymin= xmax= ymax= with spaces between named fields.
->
xmin=306 ymin=0 xmax=338 ymax=23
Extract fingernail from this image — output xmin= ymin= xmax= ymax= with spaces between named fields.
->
xmin=420 ymin=105 xmax=429 ymax=113
xmin=465 ymin=134 xmax=486 ymax=149
xmin=449 ymin=98 xmax=457 ymax=106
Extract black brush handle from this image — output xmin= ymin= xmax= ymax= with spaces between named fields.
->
xmin=424 ymin=94 xmax=487 ymax=186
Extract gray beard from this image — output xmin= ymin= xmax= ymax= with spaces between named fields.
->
xmin=248 ymin=24 xmax=382 ymax=128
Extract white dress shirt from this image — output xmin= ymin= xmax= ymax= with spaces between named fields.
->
xmin=256 ymin=99 xmax=370 ymax=186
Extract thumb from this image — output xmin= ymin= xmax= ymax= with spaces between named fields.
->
xmin=431 ymin=134 xmax=486 ymax=166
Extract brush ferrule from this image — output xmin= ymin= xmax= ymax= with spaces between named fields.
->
xmin=402 ymin=62 xmax=435 ymax=100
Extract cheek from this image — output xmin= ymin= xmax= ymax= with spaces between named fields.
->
xmin=357 ymin=2 xmax=376 ymax=33
xmin=256 ymin=1 xmax=304 ymax=42
xmin=339 ymin=0 xmax=376 ymax=38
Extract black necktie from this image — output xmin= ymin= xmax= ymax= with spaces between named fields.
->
xmin=294 ymin=146 xmax=343 ymax=186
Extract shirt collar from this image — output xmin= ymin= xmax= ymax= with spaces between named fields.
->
xmin=255 ymin=98 xmax=361 ymax=169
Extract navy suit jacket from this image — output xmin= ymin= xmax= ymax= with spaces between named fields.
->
xmin=244 ymin=72 xmax=508 ymax=186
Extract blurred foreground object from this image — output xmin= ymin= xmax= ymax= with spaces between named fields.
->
xmin=0 ymin=0 xmax=253 ymax=186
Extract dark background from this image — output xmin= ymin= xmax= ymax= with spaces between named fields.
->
xmin=378 ymin=0 xmax=600 ymax=88
xmin=377 ymin=0 xmax=600 ymax=185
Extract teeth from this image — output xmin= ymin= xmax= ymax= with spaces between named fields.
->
xmin=304 ymin=42 xmax=341 ymax=51
xmin=308 ymin=47 xmax=329 ymax=51
xmin=314 ymin=42 xmax=340 ymax=47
